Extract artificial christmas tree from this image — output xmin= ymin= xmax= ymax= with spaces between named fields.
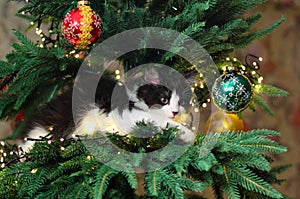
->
xmin=0 ymin=0 xmax=291 ymax=198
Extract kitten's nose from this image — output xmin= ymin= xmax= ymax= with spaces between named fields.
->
xmin=172 ymin=111 xmax=179 ymax=117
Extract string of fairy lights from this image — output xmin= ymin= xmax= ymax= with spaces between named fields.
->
xmin=0 ymin=141 xmax=22 ymax=169
xmin=17 ymin=0 xmax=65 ymax=50
xmin=17 ymin=0 xmax=266 ymax=85
xmin=2 ymin=0 xmax=266 ymax=170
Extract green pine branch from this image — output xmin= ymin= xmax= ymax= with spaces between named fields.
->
xmin=17 ymin=0 xmax=74 ymax=20
xmin=252 ymin=95 xmax=274 ymax=116
xmin=145 ymin=169 xmax=160 ymax=197
xmin=227 ymin=165 xmax=283 ymax=198
xmin=0 ymin=128 xmax=289 ymax=198
xmin=0 ymin=30 xmax=79 ymax=119
xmin=256 ymin=84 xmax=289 ymax=97
xmin=0 ymin=0 xmax=290 ymax=198
xmin=93 ymin=165 xmax=119 ymax=199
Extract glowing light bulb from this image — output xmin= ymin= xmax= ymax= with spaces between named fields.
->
xmin=255 ymin=84 xmax=262 ymax=91
xmin=258 ymin=77 xmax=264 ymax=83
xmin=35 ymin=29 xmax=42 ymax=35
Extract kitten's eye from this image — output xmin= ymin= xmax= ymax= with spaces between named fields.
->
xmin=160 ymin=97 xmax=169 ymax=104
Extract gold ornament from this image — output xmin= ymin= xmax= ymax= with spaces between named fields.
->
xmin=205 ymin=111 xmax=246 ymax=133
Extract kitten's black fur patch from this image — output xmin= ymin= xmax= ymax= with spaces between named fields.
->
xmin=24 ymin=89 xmax=75 ymax=137
xmin=24 ymin=76 xmax=126 ymax=138
xmin=137 ymin=84 xmax=171 ymax=108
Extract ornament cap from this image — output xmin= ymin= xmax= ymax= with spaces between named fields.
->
xmin=77 ymin=0 xmax=90 ymax=6
xmin=226 ymin=66 xmax=238 ymax=72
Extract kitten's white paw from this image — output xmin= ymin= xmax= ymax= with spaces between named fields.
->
xmin=178 ymin=127 xmax=195 ymax=143
xmin=164 ymin=119 xmax=195 ymax=143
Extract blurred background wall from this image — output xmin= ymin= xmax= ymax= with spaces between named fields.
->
xmin=0 ymin=1 xmax=299 ymax=198
xmin=0 ymin=2 xmax=28 ymax=139
xmin=241 ymin=1 xmax=300 ymax=198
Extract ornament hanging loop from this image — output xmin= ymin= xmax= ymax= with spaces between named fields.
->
xmin=245 ymin=54 xmax=262 ymax=71
xmin=78 ymin=0 xmax=90 ymax=6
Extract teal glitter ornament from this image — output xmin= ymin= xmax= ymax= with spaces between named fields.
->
xmin=212 ymin=66 xmax=253 ymax=113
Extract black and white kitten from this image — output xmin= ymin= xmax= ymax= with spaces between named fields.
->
xmin=20 ymin=71 xmax=195 ymax=151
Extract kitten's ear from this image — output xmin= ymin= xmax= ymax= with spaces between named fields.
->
xmin=144 ymin=67 xmax=160 ymax=85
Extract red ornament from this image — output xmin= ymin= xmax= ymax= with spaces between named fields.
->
xmin=62 ymin=0 xmax=103 ymax=50
xmin=15 ymin=110 xmax=25 ymax=123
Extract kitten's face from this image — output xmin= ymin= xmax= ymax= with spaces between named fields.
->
xmin=137 ymin=84 xmax=185 ymax=118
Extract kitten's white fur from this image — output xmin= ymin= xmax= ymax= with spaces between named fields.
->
xmin=22 ymin=92 xmax=194 ymax=151
xmin=19 ymin=127 xmax=49 ymax=152
xmin=75 ymin=91 xmax=193 ymax=141
xmin=74 ymin=106 xmax=194 ymax=143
